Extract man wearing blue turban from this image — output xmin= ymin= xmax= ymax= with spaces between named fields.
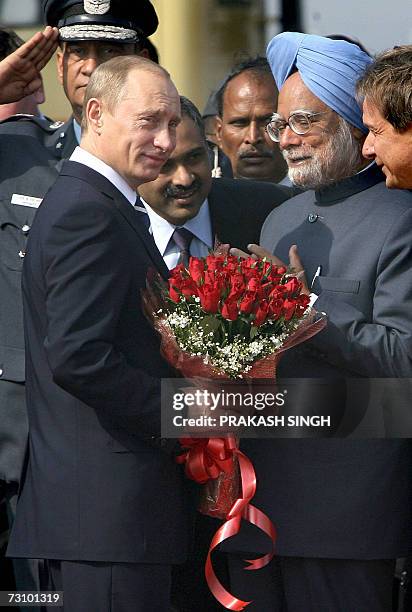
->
xmin=268 ymin=31 xmax=371 ymax=133
xmin=228 ymin=32 xmax=412 ymax=611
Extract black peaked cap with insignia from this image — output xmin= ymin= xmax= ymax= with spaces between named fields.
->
xmin=42 ymin=0 xmax=158 ymax=43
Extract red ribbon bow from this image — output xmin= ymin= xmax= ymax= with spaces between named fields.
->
xmin=177 ymin=435 xmax=276 ymax=610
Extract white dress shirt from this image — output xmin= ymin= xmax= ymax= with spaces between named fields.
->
xmin=70 ymin=146 xmax=137 ymax=206
xmin=73 ymin=118 xmax=82 ymax=145
xmin=140 ymin=198 xmax=214 ymax=270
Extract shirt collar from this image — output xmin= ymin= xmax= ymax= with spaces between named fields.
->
xmin=357 ymin=160 xmax=376 ymax=175
xmin=73 ymin=118 xmax=82 ymax=144
xmin=70 ymin=146 xmax=137 ymax=206
xmin=139 ymin=198 xmax=213 ymax=256
xmin=315 ymin=162 xmax=384 ymax=204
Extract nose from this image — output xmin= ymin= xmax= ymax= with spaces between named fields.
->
xmin=278 ymin=125 xmax=303 ymax=150
xmin=80 ymin=55 xmax=99 ymax=76
xmin=244 ymin=121 xmax=262 ymax=145
xmin=362 ymin=132 xmax=376 ymax=159
xmin=173 ymin=164 xmax=194 ymax=187
xmin=154 ymin=127 xmax=175 ymax=155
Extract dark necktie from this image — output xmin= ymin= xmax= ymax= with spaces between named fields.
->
xmin=172 ymin=227 xmax=194 ymax=266
xmin=134 ymin=204 xmax=151 ymax=229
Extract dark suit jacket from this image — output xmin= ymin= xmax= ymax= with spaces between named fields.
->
xmin=7 ymin=161 xmax=191 ymax=563
xmin=7 ymin=161 xmax=290 ymax=563
xmin=207 ymin=177 xmax=290 ymax=250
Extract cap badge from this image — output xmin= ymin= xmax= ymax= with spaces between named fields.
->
xmin=84 ymin=0 xmax=110 ymax=15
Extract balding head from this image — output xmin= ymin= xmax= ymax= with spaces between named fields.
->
xmin=81 ymin=55 xmax=181 ymax=189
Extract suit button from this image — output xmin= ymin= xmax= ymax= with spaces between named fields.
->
xmin=0 ymin=368 xmax=3 ymax=377
xmin=21 ymin=224 xmax=31 ymax=234
xmin=308 ymin=213 xmax=318 ymax=223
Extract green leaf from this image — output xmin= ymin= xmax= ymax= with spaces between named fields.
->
xmin=250 ymin=326 xmax=258 ymax=339
xmin=200 ymin=315 xmax=221 ymax=335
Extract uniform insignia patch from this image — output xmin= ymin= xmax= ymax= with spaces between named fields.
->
xmin=49 ymin=121 xmax=64 ymax=130
xmin=84 ymin=0 xmax=110 ymax=15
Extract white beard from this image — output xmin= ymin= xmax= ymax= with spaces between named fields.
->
xmin=283 ymin=117 xmax=364 ymax=189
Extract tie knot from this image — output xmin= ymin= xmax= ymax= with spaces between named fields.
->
xmin=172 ymin=227 xmax=193 ymax=251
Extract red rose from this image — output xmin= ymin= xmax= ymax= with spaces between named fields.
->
xmin=283 ymin=277 xmax=301 ymax=296
xmin=268 ymin=298 xmax=283 ymax=319
xmin=224 ymin=257 xmax=239 ymax=274
xmin=221 ymin=297 xmax=239 ymax=321
xmin=228 ymin=273 xmax=246 ymax=299
xmin=189 ymin=258 xmax=205 ymax=284
xmin=269 ymin=285 xmax=286 ymax=300
xmin=253 ymin=301 xmax=269 ymax=326
xmin=206 ymin=255 xmax=225 ymax=272
xmin=199 ymin=283 xmax=221 ymax=313
xmin=170 ymin=263 xmax=186 ymax=278
xmin=282 ymin=298 xmax=297 ymax=320
xmin=295 ymin=294 xmax=310 ymax=316
xmin=180 ymin=278 xmax=199 ymax=300
xmin=239 ymin=292 xmax=255 ymax=314
xmin=204 ymin=269 xmax=216 ymax=286
xmin=169 ymin=278 xmax=183 ymax=303
xmin=247 ymin=277 xmax=260 ymax=292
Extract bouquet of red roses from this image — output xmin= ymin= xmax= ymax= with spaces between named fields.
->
xmin=143 ymin=250 xmax=326 ymax=610
xmin=147 ymin=251 xmax=317 ymax=379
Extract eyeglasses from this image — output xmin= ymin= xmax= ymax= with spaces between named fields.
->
xmin=266 ymin=110 xmax=329 ymax=142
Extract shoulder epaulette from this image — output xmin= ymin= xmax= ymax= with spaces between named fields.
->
xmin=0 ymin=114 xmax=64 ymax=133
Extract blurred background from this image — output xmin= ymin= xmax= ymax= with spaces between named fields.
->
xmin=1 ymin=0 xmax=412 ymax=129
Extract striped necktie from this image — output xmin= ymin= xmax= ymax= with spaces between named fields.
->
xmin=172 ymin=227 xmax=194 ymax=266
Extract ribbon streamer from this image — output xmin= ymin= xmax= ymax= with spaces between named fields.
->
xmin=178 ymin=435 xmax=276 ymax=610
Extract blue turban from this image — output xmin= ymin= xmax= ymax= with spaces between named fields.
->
xmin=266 ymin=32 xmax=372 ymax=133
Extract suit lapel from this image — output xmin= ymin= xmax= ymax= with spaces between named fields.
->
xmin=112 ymin=195 xmax=170 ymax=280
xmin=60 ymin=161 xmax=170 ymax=279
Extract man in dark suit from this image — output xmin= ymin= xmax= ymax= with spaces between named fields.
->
xmin=0 ymin=0 xmax=157 ymax=597
xmin=228 ymin=33 xmax=412 ymax=612
xmin=7 ymin=55 xmax=188 ymax=612
xmin=138 ymin=95 xmax=291 ymax=611
xmin=358 ymin=45 xmax=412 ymax=612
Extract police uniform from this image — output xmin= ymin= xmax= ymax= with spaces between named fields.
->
xmin=0 ymin=114 xmax=63 ymax=480
xmin=0 ymin=113 xmax=62 ymax=602
xmin=1 ymin=0 xmax=159 ymax=603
